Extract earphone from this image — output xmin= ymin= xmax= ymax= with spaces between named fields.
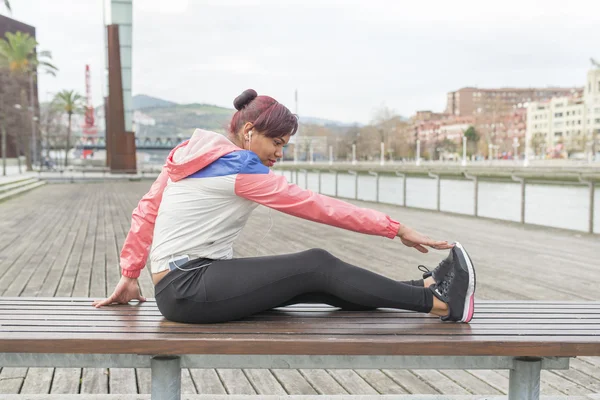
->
xmin=247 ymin=130 xmax=253 ymax=150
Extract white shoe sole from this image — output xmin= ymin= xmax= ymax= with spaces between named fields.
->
xmin=454 ymin=242 xmax=475 ymax=322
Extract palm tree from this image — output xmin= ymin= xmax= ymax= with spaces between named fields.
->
xmin=2 ymin=0 xmax=11 ymax=14
xmin=53 ymin=90 xmax=83 ymax=168
xmin=0 ymin=31 xmax=57 ymax=171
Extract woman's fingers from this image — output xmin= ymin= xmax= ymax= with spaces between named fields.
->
xmin=415 ymin=244 xmax=428 ymax=253
xmin=93 ymin=294 xmax=115 ymax=308
xmin=430 ymin=240 xmax=453 ymax=250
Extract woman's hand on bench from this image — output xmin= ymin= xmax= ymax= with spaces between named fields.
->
xmin=396 ymin=225 xmax=454 ymax=254
xmin=92 ymin=276 xmax=147 ymax=308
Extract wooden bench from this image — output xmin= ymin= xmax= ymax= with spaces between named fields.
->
xmin=0 ymin=297 xmax=598 ymax=400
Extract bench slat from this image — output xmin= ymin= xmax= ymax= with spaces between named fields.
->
xmin=2 ymin=316 xmax=599 ymax=324
xmin=1 ymin=333 xmax=599 ymax=356
xmin=2 ymin=320 xmax=600 ymax=331
xmin=1 ymin=298 xmax=599 ymax=357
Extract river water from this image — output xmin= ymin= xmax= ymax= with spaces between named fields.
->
xmin=275 ymin=170 xmax=600 ymax=234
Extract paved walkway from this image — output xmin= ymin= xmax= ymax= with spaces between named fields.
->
xmin=0 ymin=182 xmax=599 ymax=396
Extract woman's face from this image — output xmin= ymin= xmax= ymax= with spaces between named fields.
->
xmin=247 ymin=131 xmax=291 ymax=167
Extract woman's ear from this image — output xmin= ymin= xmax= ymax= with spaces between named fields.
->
xmin=243 ymin=122 xmax=254 ymax=136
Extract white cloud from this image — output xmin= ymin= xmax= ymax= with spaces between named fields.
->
xmin=6 ymin=0 xmax=600 ymax=123
xmin=135 ymin=0 xmax=190 ymax=14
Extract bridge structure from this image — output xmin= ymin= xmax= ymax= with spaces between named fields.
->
xmin=71 ymin=134 xmax=185 ymax=151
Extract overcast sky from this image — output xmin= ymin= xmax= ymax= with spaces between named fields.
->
xmin=3 ymin=0 xmax=599 ymax=124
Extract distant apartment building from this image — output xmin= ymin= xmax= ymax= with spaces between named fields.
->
xmin=526 ymin=67 xmax=600 ymax=154
xmin=415 ymin=116 xmax=474 ymax=142
xmin=445 ymin=87 xmax=581 ymax=117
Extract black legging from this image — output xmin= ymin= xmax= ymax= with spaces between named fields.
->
xmin=154 ymin=248 xmax=434 ymax=324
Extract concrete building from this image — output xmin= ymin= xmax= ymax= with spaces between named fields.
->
xmin=446 ymin=87 xmax=581 ymax=117
xmin=525 ymin=66 xmax=600 ymax=156
xmin=585 ymin=67 xmax=600 ymax=153
xmin=0 ymin=15 xmax=38 ymax=159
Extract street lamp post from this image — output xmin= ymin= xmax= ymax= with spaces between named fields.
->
xmin=13 ymin=104 xmax=23 ymax=173
xmin=416 ymin=139 xmax=421 ymax=166
xmin=461 ymin=135 xmax=467 ymax=166
xmin=293 ymin=144 xmax=298 ymax=165
xmin=380 ymin=142 xmax=385 ymax=166
xmin=512 ymin=137 xmax=520 ymax=164
xmin=524 ymin=132 xmax=530 ymax=167
xmin=352 ymin=143 xmax=357 ymax=165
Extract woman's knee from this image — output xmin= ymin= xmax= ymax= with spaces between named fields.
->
xmin=304 ymin=248 xmax=336 ymax=262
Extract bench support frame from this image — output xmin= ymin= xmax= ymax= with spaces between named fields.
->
xmin=0 ymin=353 xmax=568 ymax=400
xmin=152 ymin=355 xmax=181 ymax=400
xmin=509 ymin=357 xmax=542 ymax=400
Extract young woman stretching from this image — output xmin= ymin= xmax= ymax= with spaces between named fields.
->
xmin=93 ymin=89 xmax=476 ymax=324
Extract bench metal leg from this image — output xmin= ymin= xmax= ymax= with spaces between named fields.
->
xmin=151 ymin=355 xmax=181 ymax=400
xmin=509 ymin=357 xmax=542 ymax=400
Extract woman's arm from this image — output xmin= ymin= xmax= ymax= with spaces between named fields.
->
xmin=235 ymin=169 xmax=400 ymax=239
xmin=233 ymin=155 xmax=452 ymax=251
xmin=120 ymin=166 xmax=170 ymax=278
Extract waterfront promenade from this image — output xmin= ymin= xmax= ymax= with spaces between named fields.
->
xmin=0 ymin=181 xmax=599 ymax=398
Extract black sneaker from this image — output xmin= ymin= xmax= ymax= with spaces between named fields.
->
xmin=418 ymin=247 xmax=455 ymax=283
xmin=429 ymin=242 xmax=476 ymax=323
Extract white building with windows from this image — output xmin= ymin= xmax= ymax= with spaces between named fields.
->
xmin=526 ymin=66 xmax=600 ymax=157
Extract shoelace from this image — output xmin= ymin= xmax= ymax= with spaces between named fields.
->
xmin=418 ymin=265 xmax=431 ymax=274
xmin=437 ymin=269 xmax=455 ymax=298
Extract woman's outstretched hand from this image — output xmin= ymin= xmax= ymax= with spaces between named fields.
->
xmin=397 ymin=224 xmax=454 ymax=253
xmin=92 ymin=275 xmax=147 ymax=308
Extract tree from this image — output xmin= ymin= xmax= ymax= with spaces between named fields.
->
xmin=0 ymin=31 xmax=57 ymax=170
xmin=531 ymin=132 xmax=547 ymax=157
xmin=463 ymin=125 xmax=480 ymax=156
xmin=39 ymin=99 xmax=66 ymax=165
xmin=1 ymin=0 xmax=11 ymax=14
xmin=53 ymin=90 xmax=83 ymax=167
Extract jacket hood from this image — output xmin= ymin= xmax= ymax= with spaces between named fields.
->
xmin=165 ymin=129 xmax=241 ymax=182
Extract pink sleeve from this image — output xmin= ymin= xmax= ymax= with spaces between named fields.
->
xmin=235 ymin=171 xmax=401 ymax=239
xmin=120 ymin=167 xmax=170 ymax=278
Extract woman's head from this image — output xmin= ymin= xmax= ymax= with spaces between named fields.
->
xmin=229 ymin=89 xmax=298 ymax=167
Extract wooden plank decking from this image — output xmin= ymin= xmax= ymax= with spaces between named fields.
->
xmin=0 ymin=181 xmax=599 ymax=397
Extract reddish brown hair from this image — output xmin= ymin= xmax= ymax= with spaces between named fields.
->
xmin=229 ymin=89 xmax=298 ymax=139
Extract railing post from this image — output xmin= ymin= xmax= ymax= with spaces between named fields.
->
xmin=317 ymin=170 xmax=322 ymax=194
xmin=508 ymin=357 xmax=541 ymax=400
xmin=428 ymin=172 xmax=441 ymax=211
xmin=512 ymin=175 xmax=526 ymax=224
xmin=579 ymin=175 xmax=595 ymax=234
xmin=464 ymin=172 xmax=479 ymax=217
xmin=298 ymin=169 xmax=308 ymax=189
xmin=348 ymin=170 xmax=358 ymax=199
xmin=590 ymin=181 xmax=595 ymax=234
xmin=368 ymin=171 xmax=379 ymax=203
xmin=330 ymin=169 xmax=338 ymax=197
xmin=395 ymin=171 xmax=406 ymax=206
xmin=152 ymin=355 xmax=181 ymax=400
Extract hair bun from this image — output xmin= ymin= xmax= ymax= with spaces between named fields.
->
xmin=233 ymin=89 xmax=258 ymax=111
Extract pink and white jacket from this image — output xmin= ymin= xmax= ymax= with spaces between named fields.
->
xmin=120 ymin=129 xmax=402 ymax=278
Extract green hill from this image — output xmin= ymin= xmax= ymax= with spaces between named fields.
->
xmin=131 ymin=94 xmax=355 ymax=137
xmin=140 ymin=103 xmax=234 ymax=136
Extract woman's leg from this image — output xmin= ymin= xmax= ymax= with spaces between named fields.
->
xmin=156 ymin=248 xmax=435 ymax=323
xmin=275 ymin=276 xmax=425 ymax=310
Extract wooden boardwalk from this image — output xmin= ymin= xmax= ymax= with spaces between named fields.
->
xmin=0 ymin=181 xmax=599 ymax=397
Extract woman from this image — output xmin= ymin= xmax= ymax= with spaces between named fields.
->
xmin=93 ymin=89 xmax=476 ymax=324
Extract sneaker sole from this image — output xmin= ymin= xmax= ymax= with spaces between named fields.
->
xmin=454 ymin=242 xmax=476 ymax=323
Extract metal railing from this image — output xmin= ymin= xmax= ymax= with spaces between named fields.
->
xmin=278 ymin=168 xmax=598 ymax=234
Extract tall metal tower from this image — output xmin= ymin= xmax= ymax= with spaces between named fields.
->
xmin=82 ymin=64 xmax=97 ymax=137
